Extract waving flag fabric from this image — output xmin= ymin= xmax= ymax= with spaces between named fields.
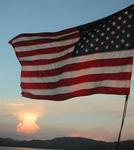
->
xmin=9 ymin=5 xmax=134 ymax=101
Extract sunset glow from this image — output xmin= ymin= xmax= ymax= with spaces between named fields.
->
xmin=15 ymin=112 xmax=41 ymax=134
xmin=70 ymin=133 xmax=81 ymax=137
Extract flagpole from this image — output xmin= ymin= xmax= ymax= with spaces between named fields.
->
xmin=115 ymin=95 xmax=129 ymax=150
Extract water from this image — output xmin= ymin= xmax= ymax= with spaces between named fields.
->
xmin=0 ymin=146 xmax=56 ymax=150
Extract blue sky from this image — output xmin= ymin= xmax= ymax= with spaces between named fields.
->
xmin=0 ymin=0 xmax=134 ymax=141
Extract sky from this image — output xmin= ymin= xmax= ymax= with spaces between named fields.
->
xmin=0 ymin=0 xmax=134 ymax=141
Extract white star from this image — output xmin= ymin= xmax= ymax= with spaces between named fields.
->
xmin=111 ymin=40 xmax=114 ymax=44
xmin=85 ymin=49 xmax=89 ymax=52
xmin=90 ymin=43 xmax=94 ymax=47
xmin=81 ymin=45 xmax=84 ymax=48
xmin=111 ymin=31 xmax=115 ymax=35
xmin=116 ymin=35 xmax=120 ymax=39
xmin=112 ymin=22 xmax=116 ymax=26
xmin=117 ymin=26 xmax=121 ymax=30
xmin=115 ymin=44 xmax=119 ymax=48
xmin=83 ymin=37 xmax=86 ymax=41
xmin=102 ymin=24 xmax=106 ymax=28
xmin=106 ymin=27 xmax=110 ymax=31
xmin=95 ymin=38 xmax=99 ymax=42
xmin=128 ymin=14 xmax=133 ymax=19
xmin=95 ymin=47 xmax=99 ymax=51
xmin=86 ymin=39 xmax=89 ymax=43
xmin=96 ymin=29 xmax=100 ymax=33
xmin=88 ymin=32 xmax=92 ymax=36
xmin=118 ymin=16 xmax=122 ymax=20
xmin=126 ymin=33 xmax=131 ymax=38
xmin=124 ymin=11 xmax=128 ymax=15
xmin=128 ymin=24 xmax=131 ymax=28
xmin=101 ymin=33 xmax=105 ymax=36
xmin=123 ymin=20 xmax=127 ymax=24
xmin=125 ymin=43 xmax=130 ymax=47
xmin=91 ymin=34 xmax=95 ymax=38
xmin=105 ymin=45 xmax=109 ymax=49
xmin=76 ymin=50 xmax=79 ymax=54
xmin=101 ymin=42 xmax=104 ymax=45
xmin=122 ymin=30 xmax=126 ymax=33
xmin=106 ymin=36 xmax=110 ymax=40
xmin=121 ymin=39 xmax=125 ymax=43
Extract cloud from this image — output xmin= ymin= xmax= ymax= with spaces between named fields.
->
xmin=4 ymin=102 xmax=25 ymax=107
xmin=0 ymin=98 xmax=46 ymax=134
xmin=2 ymin=97 xmax=46 ymax=114
xmin=14 ymin=112 xmax=41 ymax=134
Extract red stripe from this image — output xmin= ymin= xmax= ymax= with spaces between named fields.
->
xmin=21 ymin=72 xmax=131 ymax=89
xmin=22 ymin=87 xmax=130 ymax=101
xmin=12 ymin=32 xmax=80 ymax=47
xmin=16 ymin=44 xmax=75 ymax=57
xmin=21 ymin=52 xmax=72 ymax=66
xmin=21 ymin=57 xmax=133 ymax=77
xmin=9 ymin=27 xmax=77 ymax=44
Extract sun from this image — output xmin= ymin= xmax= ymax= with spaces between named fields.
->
xmin=15 ymin=112 xmax=41 ymax=134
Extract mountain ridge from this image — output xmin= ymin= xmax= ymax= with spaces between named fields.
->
xmin=0 ymin=137 xmax=134 ymax=150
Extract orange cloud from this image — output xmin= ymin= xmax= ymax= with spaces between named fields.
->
xmin=3 ymin=99 xmax=46 ymax=134
xmin=15 ymin=112 xmax=41 ymax=134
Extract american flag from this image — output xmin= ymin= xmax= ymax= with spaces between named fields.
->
xmin=9 ymin=5 xmax=134 ymax=101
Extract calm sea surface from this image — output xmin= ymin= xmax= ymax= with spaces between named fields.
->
xmin=0 ymin=146 xmax=58 ymax=150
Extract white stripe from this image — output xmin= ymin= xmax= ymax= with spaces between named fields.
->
xmin=21 ymin=65 xmax=132 ymax=83
xmin=22 ymin=50 xmax=134 ymax=71
xmin=19 ymin=46 xmax=74 ymax=61
xmin=14 ymin=37 xmax=80 ymax=52
xmin=11 ymin=31 xmax=79 ymax=43
xmin=22 ymin=80 xmax=130 ymax=95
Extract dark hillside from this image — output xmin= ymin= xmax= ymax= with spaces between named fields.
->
xmin=0 ymin=137 xmax=134 ymax=150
